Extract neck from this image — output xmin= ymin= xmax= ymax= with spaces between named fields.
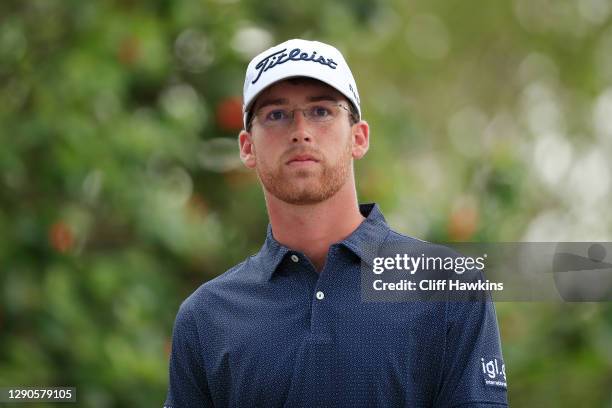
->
xmin=264 ymin=177 xmax=365 ymax=272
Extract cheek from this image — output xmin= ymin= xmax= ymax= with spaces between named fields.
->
xmin=323 ymin=143 xmax=351 ymax=166
xmin=252 ymin=141 xmax=280 ymax=167
xmin=339 ymin=131 xmax=355 ymax=155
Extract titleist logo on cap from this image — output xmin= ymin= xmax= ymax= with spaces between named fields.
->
xmin=251 ymin=48 xmax=338 ymax=85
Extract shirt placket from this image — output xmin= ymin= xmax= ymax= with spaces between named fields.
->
xmin=303 ymin=246 xmax=339 ymax=345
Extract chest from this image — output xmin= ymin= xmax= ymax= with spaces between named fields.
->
xmin=200 ymin=277 xmax=445 ymax=406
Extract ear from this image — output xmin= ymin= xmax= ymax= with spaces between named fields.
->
xmin=351 ymin=120 xmax=370 ymax=159
xmin=239 ymin=130 xmax=257 ymax=169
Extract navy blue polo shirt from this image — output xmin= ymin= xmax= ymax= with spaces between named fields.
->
xmin=164 ymin=203 xmax=508 ymax=407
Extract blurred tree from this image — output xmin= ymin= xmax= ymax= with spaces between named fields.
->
xmin=1 ymin=0 xmax=611 ymax=406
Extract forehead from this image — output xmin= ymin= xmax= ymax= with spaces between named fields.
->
xmin=253 ymin=78 xmax=345 ymax=109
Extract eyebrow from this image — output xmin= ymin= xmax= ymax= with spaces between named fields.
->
xmin=307 ymin=95 xmax=340 ymax=103
xmin=254 ymin=94 xmax=341 ymax=111
xmin=254 ymin=98 xmax=289 ymax=111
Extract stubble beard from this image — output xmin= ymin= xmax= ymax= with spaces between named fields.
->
xmin=256 ymin=139 xmax=353 ymax=206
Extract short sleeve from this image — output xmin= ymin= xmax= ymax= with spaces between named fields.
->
xmin=164 ymin=304 xmax=214 ymax=408
xmin=434 ymin=289 xmax=508 ymax=407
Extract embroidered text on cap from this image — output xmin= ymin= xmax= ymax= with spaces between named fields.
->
xmin=251 ymin=48 xmax=338 ymax=85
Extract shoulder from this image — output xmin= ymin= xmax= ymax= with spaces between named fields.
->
xmin=381 ymin=227 xmax=491 ymax=300
xmin=179 ymin=255 xmax=258 ymax=315
xmin=383 ymin=228 xmax=462 ymax=258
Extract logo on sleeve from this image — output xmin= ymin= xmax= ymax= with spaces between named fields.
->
xmin=481 ymin=357 xmax=507 ymax=388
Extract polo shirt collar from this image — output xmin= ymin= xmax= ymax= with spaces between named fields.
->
xmin=258 ymin=224 xmax=291 ymax=280
xmin=256 ymin=203 xmax=391 ymax=281
xmin=340 ymin=203 xmax=391 ymax=264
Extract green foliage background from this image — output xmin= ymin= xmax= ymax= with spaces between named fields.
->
xmin=1 ymin=0 xmax=611 ymax=406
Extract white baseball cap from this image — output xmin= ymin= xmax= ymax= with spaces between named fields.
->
xmin=242 ymin=38 xmax=361 ymax=129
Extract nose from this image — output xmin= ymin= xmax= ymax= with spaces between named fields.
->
xmin=290 ymin=110 xmax=312 ymax=143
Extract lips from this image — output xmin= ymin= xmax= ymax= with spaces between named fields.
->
xmin=286 ymin=154 xmax=319 ymax=165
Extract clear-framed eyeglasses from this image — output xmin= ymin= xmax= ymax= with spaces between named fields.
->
xmin=251 ymin=101 xmax=351 ymax=129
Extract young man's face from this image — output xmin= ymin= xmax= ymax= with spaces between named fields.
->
xmin=239 ymin=79 xmax=368 ymax=205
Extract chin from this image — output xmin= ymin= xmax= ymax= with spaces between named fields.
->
xmin=280 ymin=194 xmax=328 ymax=206
xmin=269 ymin=183 xmax=329 ymax=205
xmin=285 ymin=167 xmax=321 ymax=178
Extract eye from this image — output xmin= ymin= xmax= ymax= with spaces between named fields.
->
xmin=311 ymin=105 xmax=332 ymax=118
xmin=265 ymin=109 xmax=288 ymax=122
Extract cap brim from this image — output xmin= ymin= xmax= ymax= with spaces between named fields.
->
xmin=243 ymin=72 xmax=359 ymax=129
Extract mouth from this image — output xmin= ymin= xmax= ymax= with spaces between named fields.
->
xmin=286 ymin=154 xmax=320 ymax=166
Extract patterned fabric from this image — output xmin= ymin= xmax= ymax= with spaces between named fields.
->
xmin=164 ymin=203 xmax=508 ymax=407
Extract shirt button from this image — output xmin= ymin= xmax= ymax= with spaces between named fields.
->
xmin=290 ymin=254 xmax=299 ymax=263
xmin=316 ymin=291 xmax=325 ymax=300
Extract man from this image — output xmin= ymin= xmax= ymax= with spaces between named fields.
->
xmin=164 ymin=39 xmax=508 ymax=407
